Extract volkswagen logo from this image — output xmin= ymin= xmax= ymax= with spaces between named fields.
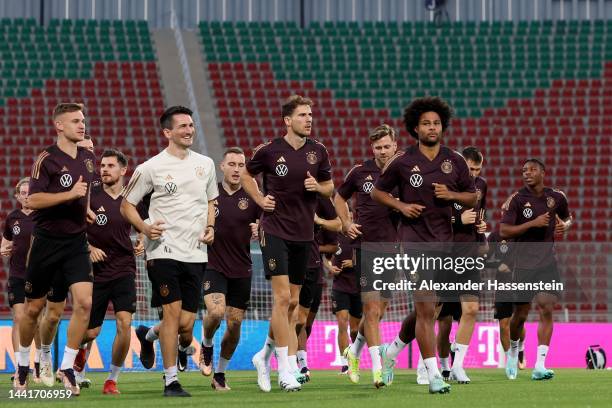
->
xmin=164 ymin=182 xmax=178 ymax=195
xmin=59 ymin=174 xmax=73 ymax=188
xmin=522 ymin=208 xmax=533 ymax=218
xmin=96 ymin=214 xmax=108 ymax=226
xmin=275 ymin=164 xmax=288 ymax=176
xmin=409 ymin=173 xmax=423 ymax=188
xmin=362 ymin=181 xmax=374 ymax=193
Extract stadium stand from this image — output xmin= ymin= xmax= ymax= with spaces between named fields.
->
xmin=0 ymin=18 xmax=164 ymax=312
xmin=200 ymin=20 xmax=610 ymax=321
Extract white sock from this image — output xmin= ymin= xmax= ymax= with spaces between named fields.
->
xmin=216 ymin=357 xmax=229 ymax=373
xmin=417 ymin=353 xmax=425 ymax=371
xmin=18 ymin=346 xmax=31 ymax=367
xmin=40 ymin=344 xmax=51 ymax=362
xmin=34 ymin=349 xmax=41 ymax=364
xmin=340 ymin=356 xmax=348 ymax=366
xmin=14 ymin=351 xmax=20 ymax=367
xmin=289 ymin=355 xmax=299 ymax=372
xmin=453 ymin=343 xmax=469 ymax=369
xmin=350 ymin=332 xmax=366 ymax=357
xmin=519 ymin=339 xmax=525 ymax=352
xmin=386 ymin=336 xmax=407 ymax=360
xmin=261 ymin=336 xmax=275 ymax=363
xmin=202 ymin=337 xmax=213 ymax=347
xmin=369 ymin=346 xmax=381 ymax=372
xmin=276 ymin=346 xmax=289 ymax=374
xmin=510 ymin=339 xmax=520 ymax=359
xmin=440 ymin=357 xmax=450 ymax=371
xmin=107 ymin=364 xmax=121 ymax=382
xmin=145 ymin=327 xmax=158 ymax=342
xmin=535 ymin=345 xmax=549 ymax=370
xmin=164 ymin=365 xmax=178 ymax=386
xmin=60 ymin=347 xmax=79 ymax=371
xmin=423 ymin=357 xmax=441 ymax=381
xmin=296 ymin=350 xmax=308 ymax=369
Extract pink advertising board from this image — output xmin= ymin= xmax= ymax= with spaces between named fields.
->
xmin=280 ymin=322 xmax=612 ymax=369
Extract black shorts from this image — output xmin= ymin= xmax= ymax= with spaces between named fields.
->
xmin=7 ymin=277 xmax=25 ymax=307
xmin=438 ymin=302 xmax=462 ymax=321
xmin=356 ymin=247 xmax=393 ymax=298
xmin=88 ymin=275 xmax=137 ymax=329
xmin=299 ymin=278 xmax=323 ymax=314
xmin=331 ymin=289 xmax=362 ymax=318
xmin=513 ymin=261 xmax=561 ymax=304
xmin=260 ymin=231 xmax=309 ymax=285
xmin=494 ymin=302 xmax=514 ymax=320
xmin=25 ymin=229 xmax=92 ymax=300
xmin=146 ymin=259 xmax=205 ymax=313
xmin=203 ymin=268 xmax=251 ymax=310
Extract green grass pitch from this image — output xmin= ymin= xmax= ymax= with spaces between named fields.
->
xmin=1 ymin=369 xmax=610 ymax=407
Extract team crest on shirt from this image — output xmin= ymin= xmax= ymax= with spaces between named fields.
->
xmin=203 ymin=281 xmax=210 ymax=291
xmin=306 ymin=151 xmax=318 ymax=165
xmin=8 ymin=293 xmax=14 ymax=302
xmin=195 ymin=166 xmax=205 ymax=179
xmin=96 ymin=214 xmax=108 ymax=226
xmin=360 ymin=275 xmax=367 ymax=288
xmin=84 ymin=159 xmax=94 ymax=173
xmin=160 ymin=284 xmax=170 ymax=297
xmin=500 ymin=240 xmax=509 ymax=254
xmin=362 ymin=181 xmax=374 ymax=193
xmin=409 ymin=173 xmax=423 ymax=188
xmin=410 ymin=271 xmax=420 ymax=282
xmin=476 ymin=189 xmax=482 ymax=203
xmin=59 ymin=173 xmax=73 ymax=188
xmin=238 ymin=198 xmax=249 ymax=210
xmin=441 ymin=160 xmax=453 ymax=174
xmin=268 ymin=258 xmax=277 ymax=271
xmin=547 ymin=196 xmax=556 ymax=209
xmin=275 ymin=164 xmax=288 ymax=177
xmin=47 ymin=288 xmax=53 ymax=297
xmin=522 ymin=208 xmax=533 ymax=218
xmin=453 ymin=203 xmax=463 ymax=211
xmin=12 ymin=223 xmax=20 ymax=235
xmin=24 ymin=281 xmax=32 ymax=294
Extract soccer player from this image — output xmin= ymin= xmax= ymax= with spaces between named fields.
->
xmin=198 ymin=147 xmax=261 ymax=391
xmin=72 ymin=149 xmax=144 ymax=394
xmin=77 ymin=135 xmax=101 ymax=190
xmin=436 ymin=146 xmax=488 ymax=383
xmin=121 ymin=106 xmax=218 ymax=397
xmin=328 ymin=222 xmax=363 ymax=375
xmin=245 ymin=95 xmax=333 ymax=392
xmin=500 ymin=159 xmax=571 ymax=381
xmin=372 ymin=97 xmax=477 ymax=394
xmin=1 ymin=178 xmax=41 ymax=383
xmin=334 ymin=123 xmax=398 ymax=388
xmin=487 ymin=229 xmax=528 ymax=369
xmin=295 ymin=197 xmax=341 ymax=380
xmin=14 ymin=103 xmax=96 ymax=395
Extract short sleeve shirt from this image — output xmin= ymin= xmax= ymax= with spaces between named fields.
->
xmin=2 ymin=209 xmax=35 ymax=279
xmin=29 ymin=145 xmax=97 ymax=235
xmin=87 ymin=188 xmax=136 ymax=282
xmin=246 ymin=137 xmax=332 ymax=242
xmin=500 ymin=187 xmax=570 ymax=269
xmin=336 ymin=159 xmax=398 ymax=243
xmin=123 ymin=149 xmax=218 ymax=263
xmin=375 ymin=145 xmax=475 ymax=247
xmin=207 ymin=183 xmax=262 ymax=278
xmin=332 ymin=233 xmax=359 ymax=294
